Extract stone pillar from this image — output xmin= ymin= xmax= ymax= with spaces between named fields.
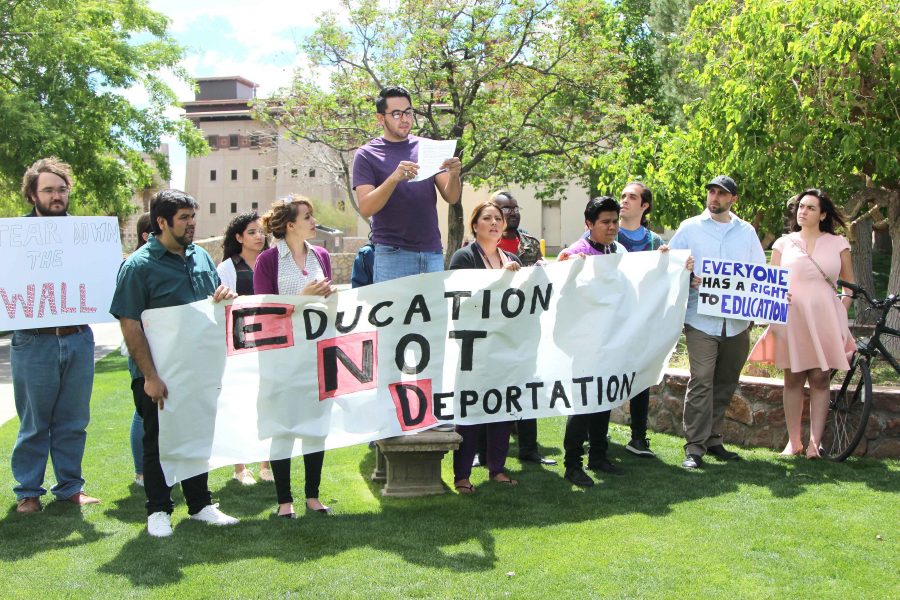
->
xmin=375 ymin=430 xmax=462 ymax=497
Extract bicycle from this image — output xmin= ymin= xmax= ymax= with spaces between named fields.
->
xmin=822 ymin=280 xmax=900 ymax=461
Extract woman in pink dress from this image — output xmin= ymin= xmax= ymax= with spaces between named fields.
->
xmin=750 ymin=189 xmax=855 ymax=458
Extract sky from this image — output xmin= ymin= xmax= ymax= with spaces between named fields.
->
xmin=142 ymin=0 xmax=345 ymax=188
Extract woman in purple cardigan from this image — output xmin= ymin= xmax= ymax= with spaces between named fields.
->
xmin=254 ymin=196 xmax=336 ymax=518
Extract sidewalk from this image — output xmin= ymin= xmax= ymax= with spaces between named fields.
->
xmin=0 ymin=322 xmax=123 ymax=426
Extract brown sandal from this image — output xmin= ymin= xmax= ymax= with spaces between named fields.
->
xmin=491 ymin=474 xmax=518 ymax=486
xmin=454 ymin=481 xmax=476 ymax=494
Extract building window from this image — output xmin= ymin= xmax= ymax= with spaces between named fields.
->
xmin=210 ymin=203 xmax=216 ymax=214
xmin=250 ymin=134 xmax=260 ymax=148
xmin=290 ymin=168 xmax=298 ymax=178
xmin=210 ymin=170 xmax=216 ymax=181
xmin=229 ymin=134 xmax=239 ymax=148
xmin=230 ymin=202 xmax=237 ymax=214
xmin=207 ymin=135 xmax=219 ymax=149
xmin=308 ymin=168 xmax=316 ymax=178
xmin=251 ymin=202 xmax=258 ymax=210
xmin=231 ymin=169 xmax=237 ymax=181
xmin=252 ymin=169 xmax=259 ymax=180
xmin=273 ymin=168 xmax=277 ymax=177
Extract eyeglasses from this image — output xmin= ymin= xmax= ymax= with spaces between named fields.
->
xmin=499 ymin=206 xmax=519 ymax=213
xmin=380 ymin=109 xmax=414 ymax=120
xmin=37 ymin=186 xmax=70 ymax=196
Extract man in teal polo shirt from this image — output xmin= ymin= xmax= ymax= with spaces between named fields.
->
xmin=110 ymin=189 xmax=238 ymax=538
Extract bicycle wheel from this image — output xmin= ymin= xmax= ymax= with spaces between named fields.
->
xmin=824 ymin=356 xmax=873 ymax=461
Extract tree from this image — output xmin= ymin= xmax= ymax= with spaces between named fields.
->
xmin=593 ymin=0 xmax=899 ymax=347
xmin=0 ymin=0 xmax=206 ymax=217
xmin=262 ymin=0 xmax=634 ymax=262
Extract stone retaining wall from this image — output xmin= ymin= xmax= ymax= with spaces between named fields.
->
xmin=330 ymin=253 xmax=354 ymax=285
xmin=611 ymin=369 xmax=900 ymax=458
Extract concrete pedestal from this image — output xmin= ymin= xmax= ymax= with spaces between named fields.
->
xmin=374 ymin=430 xmax=462 ymax=497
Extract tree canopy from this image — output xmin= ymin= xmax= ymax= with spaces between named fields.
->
xmin=594 ymin=0 xmax=899 ymax=232
xmin=262 ymin=0 xmax=641 ymax=257
xmin=0 ymin=0 xmax=205 ymax=216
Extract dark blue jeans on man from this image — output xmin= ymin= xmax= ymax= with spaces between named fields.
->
xmin=11 ymin=327 xmax=94 ymax=500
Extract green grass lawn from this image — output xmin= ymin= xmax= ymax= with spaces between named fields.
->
xmin=1 ymin=352 xmax=897 ymax=599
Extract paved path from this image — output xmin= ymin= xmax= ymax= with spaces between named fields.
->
xmin=0 ymin=322 xmax=123 ymax=426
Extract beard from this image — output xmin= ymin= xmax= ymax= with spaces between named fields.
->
xmin=33 ymin=198 xmax=69 ymax=216
xmin=172 ymin=228 xmax=195 ymax=247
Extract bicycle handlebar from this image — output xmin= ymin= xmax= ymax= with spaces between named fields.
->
xmin=837 ymin=279 xmax=873 ymax=303
xmin=838 ymin=279 xmax=899 ymax=310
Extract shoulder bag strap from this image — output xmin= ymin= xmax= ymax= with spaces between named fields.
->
xmin=787 ymin=236 xmax=837 ymax=290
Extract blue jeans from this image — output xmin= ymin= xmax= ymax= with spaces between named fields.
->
xmin=373 ymin=244 xmax=444 ymax=283
xmin=11 ymin=327 xmax=95 ymax=500
xmin=130 ymin=411 xmax=144 ymax=475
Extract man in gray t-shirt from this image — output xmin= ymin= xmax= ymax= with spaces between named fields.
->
xmin=351 ymin=85 xmax=462 ymax=282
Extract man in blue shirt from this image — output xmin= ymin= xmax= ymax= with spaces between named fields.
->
xmin=110 ymin=189 xmax=238 ymax=537
xmin=617 ymin=182 xmax=665 ymax=459
xmin=668 ymin=176 xmax=766 ymax=469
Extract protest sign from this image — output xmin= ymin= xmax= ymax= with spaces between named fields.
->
xmin=696 ymin=258 xmax=790 ymax=324
xmin=142 ymin=250 xmax=691 ymax=485
xmin=0 ymin=216 xmax=122 ymax=330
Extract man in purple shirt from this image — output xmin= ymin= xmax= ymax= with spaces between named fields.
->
xmin=352 ymin=85 xmax=462 ymax=282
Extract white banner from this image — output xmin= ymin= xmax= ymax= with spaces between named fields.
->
xmin=696 ymin=258 xmax=790 ymax=324
xmin=143 ymin=250 xmax=691 ymax=485
xmin=0 ymin=216 xmax=122 ymax=330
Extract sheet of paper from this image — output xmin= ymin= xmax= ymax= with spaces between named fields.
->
xmin=412 ymin=138 xmax=457 ymax=181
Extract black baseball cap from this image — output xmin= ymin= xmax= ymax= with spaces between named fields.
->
xmin=705 ymin=175 xmax=737 ymax=196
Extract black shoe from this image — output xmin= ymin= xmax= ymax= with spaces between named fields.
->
xmin=564 ymin=467 xmax=595 ymax=487
xmin=587 ymin=456 xmax=624 ymax=475
xmin=625 ymin=438 xmax=656 ymax=458
xmin=682 ymin=453 xmax=703 ymax=469
xmin=519 ymin=451 xmax=557 ymax=466
xmin=472 ymin=454 xmax=485 ymax=468
xmin=707 ymin=445 xmax=741 ymax=461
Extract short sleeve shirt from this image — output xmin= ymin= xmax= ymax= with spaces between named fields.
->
xmin=110 ymin=234 xmax=221 ymax=379
xmin=351 ymin=135 xmax=442 ymax=252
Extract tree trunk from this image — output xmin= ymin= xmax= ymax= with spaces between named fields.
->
xmin=873 ymin=222 xmax=892 ymax=254
xmin=850 ymin=215 xmax=878 ymax=325
xmin=445 ymin=198 xmax=465 ymax=269
xmin=884 ymin=196 xmax=900 ymax=358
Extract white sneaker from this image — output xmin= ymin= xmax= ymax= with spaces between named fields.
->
xmin=147 ymin=511 xmax=173 ymax=537
xmin=233 ymin=469 xmax=256 ymax=486
xmin=190 ymin=503 xmax=239 ymax=526
xmin=134 ymin=475 xmax=144 ymax=487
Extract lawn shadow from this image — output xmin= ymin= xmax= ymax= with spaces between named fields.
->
xmin=0 ymin=501 xmax=108 ymax=561
xmin=103 ymin=482 xmax=158 ymax=525
xmin=97 ymin=431 xmax=897 ymax=588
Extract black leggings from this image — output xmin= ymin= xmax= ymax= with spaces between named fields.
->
xmin=271 ymin=451 xmax=325 ymax=504
xmin=630 ymin=388 xmax=650 ymax=440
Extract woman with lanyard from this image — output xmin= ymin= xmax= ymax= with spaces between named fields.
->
xmin=448 ymin=201 xmax=522 ymax=494
xmin=216 ymin=211 xmax=272 ymax=485
xmin=254 ymin=196 xmax=336 ymax=517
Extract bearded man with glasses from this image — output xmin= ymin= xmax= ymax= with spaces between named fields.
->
xmin=11 ymin=157 xmax=100 ymax=513
xmin=352 ymin=85 xmax=462 ymax=283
